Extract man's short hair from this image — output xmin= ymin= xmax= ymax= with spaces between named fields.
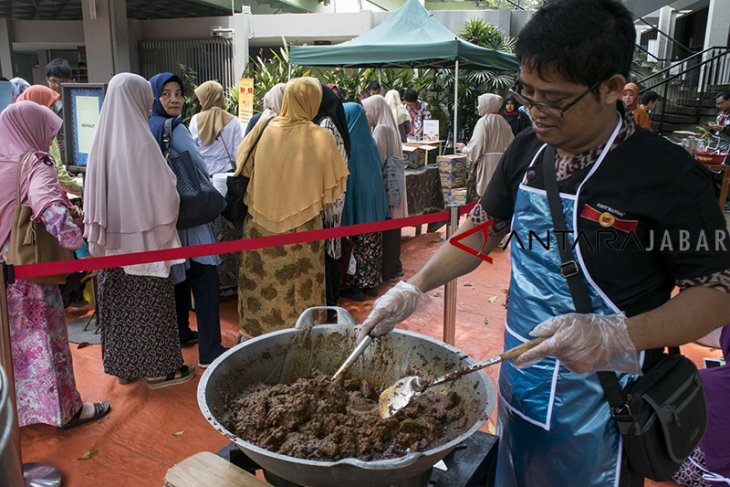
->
xmin=516 ymin=0 xmax=635 ymax=90
xmin=45 ymin=58 xmax=73 ymax=79
xmin=403 ymin=89 xmax=419 ymax=102
xmin=640 ymin=91 xmax=658 ymax=105
xmin=717 ymin=91 xmax=730 ymax=101
xmin=365 ymin=81 xmax=380 ymax=92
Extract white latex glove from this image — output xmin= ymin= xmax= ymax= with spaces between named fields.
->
xmin=357 ymin=281 xmax=424 ymax=342
xmin=513 ymin=312 xmax=641 ymax=374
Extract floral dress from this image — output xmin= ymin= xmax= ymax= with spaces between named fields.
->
xmin=3 ymin=203 xmax=83 ymax=426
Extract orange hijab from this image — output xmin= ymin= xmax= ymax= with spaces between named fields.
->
xmin=16 ymin=85 xmax=60 ymax=109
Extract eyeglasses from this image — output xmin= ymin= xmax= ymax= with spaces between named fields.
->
xmin=509 ymin=80 xmax=602 ymax=118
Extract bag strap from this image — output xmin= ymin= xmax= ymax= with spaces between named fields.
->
xmin=540 ymin=145 xmax=628 ymax=413
xmin=15 ymin=152 xmax=34 ymax=208
xmin=162 ymin=118 xmax=174 ymax=160
xmin=240 ymin=116 xmax=274 ymax=168
xmin=218 ymin=134 xmax=236 ymax=171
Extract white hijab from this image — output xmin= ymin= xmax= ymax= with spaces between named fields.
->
xmin=384 ymin=89 xmax=410 ymax=126
xmin=83 ymin=72 xmax=183 ymax=277
xmin=464 ymin=93 xmax=514 ymax=196
xmin=261 ymin=82 xmax=287 ymax=119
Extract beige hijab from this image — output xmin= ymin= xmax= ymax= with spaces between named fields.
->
xmin=261 ymin=83 xmax=287 ymax=119
xmin=236 ymin=77 xmax=348 ymax=233
xmin=362 ymin=94 xmax=403 ymax=157
xmin=193 ymin=80 xmax=236 ymax=146
xmin=83 ymin=72 xmax=182 ymax=276
xmin=464 ymin=93 xmax=514 ymax=196
xmin=384 ymin=89 xmax=410 ymax=126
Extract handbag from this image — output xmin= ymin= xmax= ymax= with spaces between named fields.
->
xmin=163 ymin=119 xmax=226 ymax=229
xmin=541 ymin=145 xmax=707 ymax=481
xmin=6 ymin=152 xmax=74 ymax=284
xmin=221 ymin=116 xmax=274 ymax=227
xmin=382 ymin=135 xmax=405 ymax=207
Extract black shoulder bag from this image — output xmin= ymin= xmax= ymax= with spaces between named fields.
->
xmin=163 ymin=118 xmax=227 ymax=229
xmin=221 ymin=116 xmax=273 ymax=227
xmin=541 ymin=145 xmax=707 ymax=481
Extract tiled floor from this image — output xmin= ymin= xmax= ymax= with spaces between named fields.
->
xmin=19 ymin=225 xmax=722 ymax=486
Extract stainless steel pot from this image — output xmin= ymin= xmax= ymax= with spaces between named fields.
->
xmin=198 ymin=307 xmax=495 ymax=487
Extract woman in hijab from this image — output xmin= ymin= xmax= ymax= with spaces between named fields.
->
xmin=501 ymin=94 xmax=531 ymax=136
xmin=313 ymin=85 xmax=350 ymax=313
xmin=235 ymin=77 xmax=348 ymax=337
xmin=9 ymin=77 xmax=30 ymax=101
xmin=245 ymin=82 xmax=287 ymax=135
xmin=458 ymin=93 xmax=514 ymax=200
xmin=622 ymin=82 xmax=651 ymax=130
xmin=384 ymin=89 xmax=411 ymax=143
xmin=16 ymin=85 xmax=82 ymax=196
xmin=84 ymin=73 xmax=194 ymax=389
xmin=148 ymin=72 xmax=227 ymax=368
xmin=0 ymin=101 xmax=109 ymax=428
xmin=190 ymin=80 xmax=243 ymax=175
xmin=362 ymin=94 xmax=406 ymax=281
xmin=341 ymin=103 xmax=390 ymax=299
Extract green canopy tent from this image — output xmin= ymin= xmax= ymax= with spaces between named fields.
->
xmin=289 ymin=0 xmax=519 ymax=146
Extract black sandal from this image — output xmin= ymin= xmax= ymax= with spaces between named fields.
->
xmin=146 ymin=364 xmax=195 ymax=390
xmin=59 ymin=401 xmax=111 ymax=431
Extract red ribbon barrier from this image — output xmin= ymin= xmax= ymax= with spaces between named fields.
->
xmin=11 ymin=203 xmax=476 ymax=281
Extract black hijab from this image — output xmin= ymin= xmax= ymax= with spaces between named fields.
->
xmin=313 ymin=84 xmax=351 ymax=157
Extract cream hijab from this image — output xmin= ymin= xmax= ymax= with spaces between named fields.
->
xmin=261 ymin=83 xmax=287 ymax=119
xmin=464 ymin=93 xmax=514 ymax=196
xmin=236 ymin=77 xmax=348 ymax=233
xmin=362 ymin=94 xmax=403 ymax=157
xmin=384 ymin=89 xmax=410 ymax=126
xmin=193 ymin=80 xmax=236 ymax=146
xmin=83 ymin=72 xmax=182 ymax=276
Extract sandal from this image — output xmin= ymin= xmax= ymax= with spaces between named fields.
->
xmin=59 ymin=401 xmax=111 ymax=431
xmin=146 ymin=364 xmax=195 ymax=390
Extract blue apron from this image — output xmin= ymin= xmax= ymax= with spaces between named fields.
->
xmin=495 ymin=120 xmax=639 ymax=486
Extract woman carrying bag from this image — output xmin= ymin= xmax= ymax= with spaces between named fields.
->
xmin=149 ymin=72 xmax=227 ymax=368
xmin=1 ymin=101 xmax=109 ymax=428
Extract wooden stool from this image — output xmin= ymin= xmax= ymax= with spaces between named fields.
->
xmin=165 ymin=452 xmax=272 ymax=487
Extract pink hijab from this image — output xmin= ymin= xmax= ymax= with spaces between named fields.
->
xmin=362 ymin=94 xmax=403 ymax=156
xmin=83 ymin=73 xmax=180 ymax=267
xmin=0 ymin=101 xmax=65 ymax=250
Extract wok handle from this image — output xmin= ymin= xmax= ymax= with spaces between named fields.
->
xmin=294 ymin=306 xmax=357 ymax=330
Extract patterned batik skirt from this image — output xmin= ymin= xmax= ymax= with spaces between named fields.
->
xmin=344 ymin=232 xmax=383 ymax=289
xmin=98 ymin=267 xmax=182 ymax=378
xmin=238 ymin=215 xmax=326 ymax=337
xmin=6 ymin=280 xmax=83 ymax=426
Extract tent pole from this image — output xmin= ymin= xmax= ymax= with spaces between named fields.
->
xmin=453 ymin=59 xmax=459 ymax=150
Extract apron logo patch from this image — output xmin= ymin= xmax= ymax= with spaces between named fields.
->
xmin=580 ymin=204 xmax=637 ymax=233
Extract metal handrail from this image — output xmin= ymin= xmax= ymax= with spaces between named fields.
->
xmin=637 ymin=17 xmax=694 ymax=58
xmin=639 ymin=46 xmax=729 ymax=85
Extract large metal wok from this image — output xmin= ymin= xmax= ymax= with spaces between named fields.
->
xmin=198 ymin=307 xmax=495 ymax=487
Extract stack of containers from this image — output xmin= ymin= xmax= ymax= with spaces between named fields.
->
xmin=437 ymin=154 xmax=468 ymax=205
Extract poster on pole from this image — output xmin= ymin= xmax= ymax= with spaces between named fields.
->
xmin=61 ymin=83 xmax=107 ymax=170
xmin=238 ymin=78 xmax=254 ymax=126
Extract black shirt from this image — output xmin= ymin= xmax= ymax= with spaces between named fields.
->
xmin=481 ymin=127 xmax=730 ymax=317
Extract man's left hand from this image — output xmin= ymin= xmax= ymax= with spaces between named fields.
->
xmin=514 ymin=312 xmax=641 ymax=374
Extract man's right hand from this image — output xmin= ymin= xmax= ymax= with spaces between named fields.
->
xmin=357 ymin=281 xmax=424 ymax=342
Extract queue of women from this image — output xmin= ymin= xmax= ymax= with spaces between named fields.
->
xmin=0 ymin=70 xmax=656 ymax=432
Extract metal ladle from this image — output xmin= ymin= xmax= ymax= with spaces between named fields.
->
xmin=379 ymin=337 xmax=545 ymax=418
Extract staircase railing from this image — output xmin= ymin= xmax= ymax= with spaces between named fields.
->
xmin=636 ymin=46 xmax=730 ymax=134
xmin=636 ymin=17 xmax=695 ymax=67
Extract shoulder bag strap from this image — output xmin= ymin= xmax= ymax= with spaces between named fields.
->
xmin=218 ymin=133 xmax=236 ymax=171
xmin=15 ymin=152 xmax=34 ymax=209
xmin=162 ymin=118 xmax=173 ymax=160
xmin=244 ymin=116 xmax=274 ymax=160
xmin=540 ymin=145 xmax=628 ymax=413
